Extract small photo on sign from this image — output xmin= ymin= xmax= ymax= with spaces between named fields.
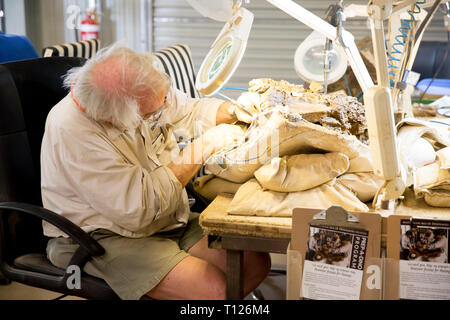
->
xmin=399 ymin=218 xmax=450 ymax=300
xmin=400 ymin=219 xmax=449 ymax=264
xmin=306 ymin=225 xmax=368 ymax=270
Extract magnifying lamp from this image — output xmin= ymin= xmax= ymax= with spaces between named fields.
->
xmin=294 ymin=31 xmax=348 ymax=86
xmin=186 ymin=0 xmax=234 ymax=22
xmin=188 ymin=0 xmax=254 ymax=96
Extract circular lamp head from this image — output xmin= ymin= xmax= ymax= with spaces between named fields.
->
xmin=294 ymin=31 xmax=348 ymax=85
xmin=196 ymin=7 xmax=254 ymax=96
xmin=186 ymin=0 xmax=234 ymax=22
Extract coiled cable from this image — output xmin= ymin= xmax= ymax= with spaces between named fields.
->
xmin=387 ymin=1 xmax=425 ymax=89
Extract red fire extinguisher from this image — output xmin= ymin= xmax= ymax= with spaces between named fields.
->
xmin=80 ymin=9 xmax=100 ymax=41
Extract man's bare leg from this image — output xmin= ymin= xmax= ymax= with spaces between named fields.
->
xmin=146 ymin=255 xmax=227 ymax=300
xmin=188 ymin=236 xmax=271 ymax=296
xmin=145 ymin=236 xmax=271 ymax=300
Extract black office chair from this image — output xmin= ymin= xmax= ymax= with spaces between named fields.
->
xmin=0 ymin=57 xmax=120 ymax=300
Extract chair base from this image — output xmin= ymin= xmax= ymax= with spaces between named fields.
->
xmin=0 ymin=271 xmax=11 ymax=285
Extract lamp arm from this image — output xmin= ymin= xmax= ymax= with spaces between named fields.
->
xmin=266 ymin=0 xmax=374 ymax=91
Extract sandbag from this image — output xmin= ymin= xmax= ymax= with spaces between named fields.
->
xmin=414 ymin=161 xmax=450 ymax=208
xmin=254 ymin=153 xmax=350 ymax=192
xmin=206 ymin=109 xmax=370 ymax=183
xmin=348 ymin=156 xmax=373 ymax=173
xmin=347 ymin=146 xmax=373 ymax=173
xmin=193 ymin=174 xmax=243 ymax=202
xmin=423 ymin=189 xmax=450 ymax=208
xmin=414 ymin=162 xmax=450 ymax=192
xmin=437 ymin=147 xmax=450 ymax=169
xmin=337 ymin=172 xmax=385 ymax=202
xmin=397 ymin=118 xmax=450 ymax=187
xmin=227 ymin=179 xmax=369 ymax=217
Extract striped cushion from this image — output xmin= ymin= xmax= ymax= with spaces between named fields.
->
xmin=154 ymin=44 xmax=200 ymax=99
xmin=42 ymin=39 xmax=101 ymax=59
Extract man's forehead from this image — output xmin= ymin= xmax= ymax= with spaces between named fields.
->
xmin=91 ymin=56 xmax=137 ymax=95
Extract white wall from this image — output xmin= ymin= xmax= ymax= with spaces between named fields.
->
xmin=25 ymin=0 xmax=66 ymax=54
xmin=4 ymin=0 xmax=26 ymax=35
xmin=63 ymin=0 xmax=148 ymax=51
xmin=4 ymin=0 xmax=147 ymax=55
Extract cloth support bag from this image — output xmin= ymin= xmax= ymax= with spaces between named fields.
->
xmin=414 ymin=162 xmax=450 ymax=207
xmin=206 ymin=109 xmax=371 ymax=183
xmin=337 ymin=172 xmax=385 ymax=203
xmin=193 ymin=174 xmax=243 ymax=202
xmin=397 ymin=118 xmax=450 ymax=187
xmin=254 ymin=153 xmax=350 ymax=192
xmin=227 ymin=179 xmax=369 ymax=217
xmin=437 ymin=147 xmax=450 ymax=169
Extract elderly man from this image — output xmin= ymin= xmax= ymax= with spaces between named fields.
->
xmin=41 ymin=43 xmax=270 ymax=300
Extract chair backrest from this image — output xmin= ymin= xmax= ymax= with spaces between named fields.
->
xmin=0 ymin=57 xmax=86 ymax=261
xmin=412 ymin=41 xmax=450 ymax=81
xmin=154 ymin=44 xmax=201 ymax=99
xmin=42 ymin=39 xmax=101 ymax=59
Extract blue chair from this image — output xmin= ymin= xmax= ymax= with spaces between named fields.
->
xmin=0 ymin=32 xmax=39 ymax=64
xmin=412 ymin=41 xmax=450 ymax=97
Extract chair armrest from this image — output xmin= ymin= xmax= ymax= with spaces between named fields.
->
xmin=0 ymin=202 xmax=105 ymax=257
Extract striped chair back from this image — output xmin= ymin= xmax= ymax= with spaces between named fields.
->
xmin=154 ymin=44 xmax=201 ymax=99
xmin=42 ymin=39 xmax=101 ymax=59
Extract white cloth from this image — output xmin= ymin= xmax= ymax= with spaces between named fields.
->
xmin=206 ymin=109 xmax=370 ymax=184
xmin=414 ymin=162 xmax=450 ymax=207
xmin=397 ymin=118 xmax=450 ymax=187
xmin=337 ymin=172 xmax=385 ymax=202
xmin=227 ymin=179 xmax=369 ymax=217
xmin=41 ymin=89 xmax=223 ymax=238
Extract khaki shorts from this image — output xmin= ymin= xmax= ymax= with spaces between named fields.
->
xmin=46 ymin=212 xmax=204 ymax=300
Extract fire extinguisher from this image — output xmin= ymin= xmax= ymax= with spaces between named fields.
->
xmin=80 ymin=9 xmax=100 ymax=41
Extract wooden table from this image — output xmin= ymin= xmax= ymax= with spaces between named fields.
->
xmin=199 ymin=194 xmax=291 ymax=299
xmin=199 ymin=190 xmax=450 ymax=300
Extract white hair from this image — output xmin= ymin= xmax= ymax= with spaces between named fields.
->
xmin=64 ymin=42 xmax=171 ymax=129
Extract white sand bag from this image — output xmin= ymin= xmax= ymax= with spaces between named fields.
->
xmin=397 ymin=118 xmax=450 ymax=148
xmin=423 ymin=189 xmax=450 ymax=208
xmin=206 ymin=109 xmax=369 ymax=183
xmin=437 ymin=147 xmax=450 ymax=169
xmin=347 ymin=145 xmax=373 ymax=173
xmin=227 ymin=179 xmax=369 ymax=217
xmin=193 ymin=174 xmax=243 ymax=202
xmin=414 ymin=162 xmax=450 ymax=192
xmin=254 ymin=153 xmax=350 ymax=192
xmin=414 ymin=162 xmax=450 ymax=208
xmin=397 ymin=118 xmax=450 ymax=186
xmin=337 ymin=172 xmax=385 ymax=202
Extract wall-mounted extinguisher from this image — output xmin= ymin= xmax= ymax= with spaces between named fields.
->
xmin=80 ymin=8 xmax=100 ymax=41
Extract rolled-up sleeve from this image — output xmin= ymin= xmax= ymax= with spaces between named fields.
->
xmin=164 ymin=89 xmax=224 ymax=139
xmin=58 ymin=129 xmax=183 ymax=233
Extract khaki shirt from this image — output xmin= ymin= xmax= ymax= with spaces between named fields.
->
xmin=41 ymin=89 xmax=223 ymax=238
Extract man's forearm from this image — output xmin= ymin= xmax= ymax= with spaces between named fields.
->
xmin=216 ymin=101 xmax=237 ymax=125
xmin=168 ymin=101 xmax=237 ymax=186
xmin=166 ymin=138 xmax=212 ymax=187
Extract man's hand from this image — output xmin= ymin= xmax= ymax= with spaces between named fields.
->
xmin=216 ymin=92 xmax=262 ymax=125
xmin=201 ymin=124 xmax=245 ymax=154
xmin=167 ymin=124 xmax=244 ymax=187
xmin=234 ymin=92 xmax=261 ymax=124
